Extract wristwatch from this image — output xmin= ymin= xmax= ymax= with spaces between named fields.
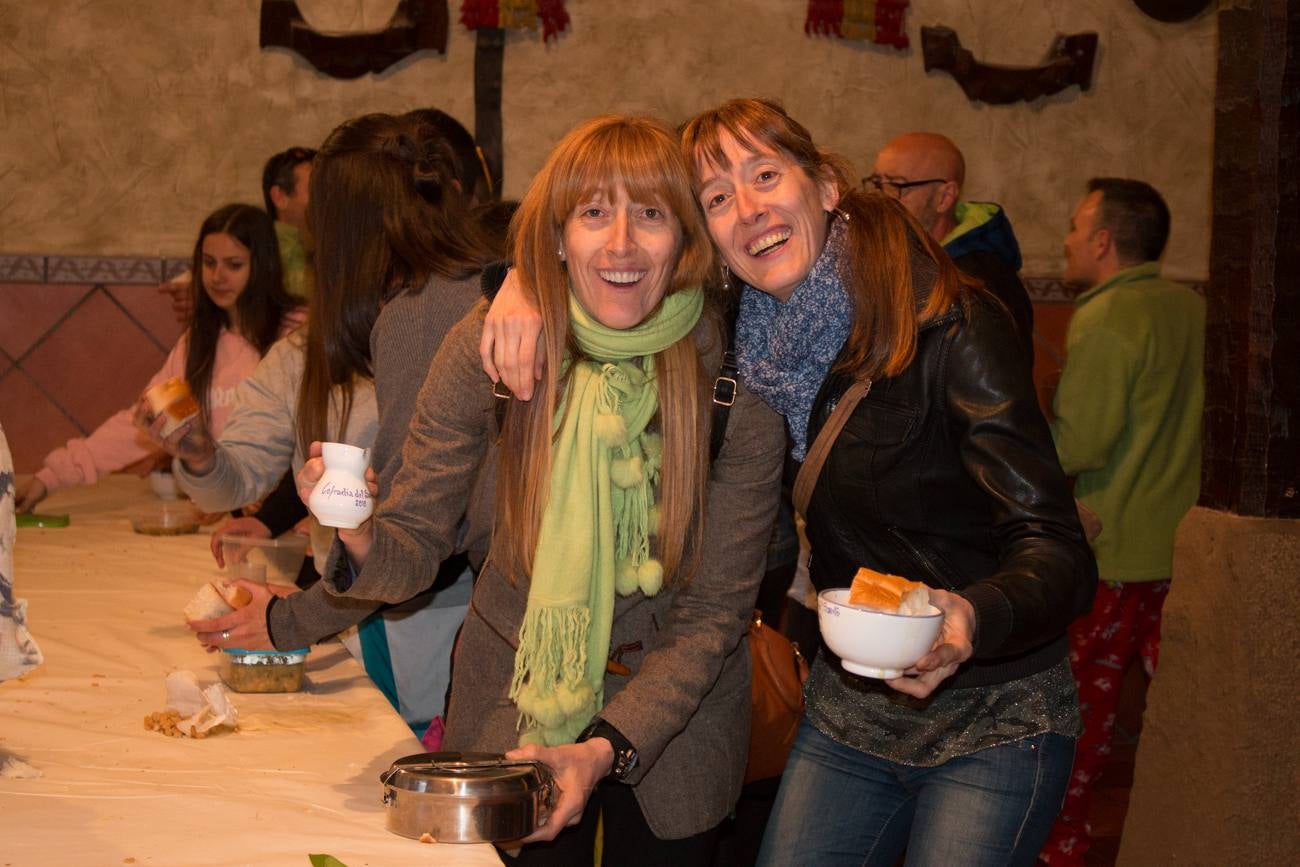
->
xmin=576 ymin=718 xmax=639 ymax=781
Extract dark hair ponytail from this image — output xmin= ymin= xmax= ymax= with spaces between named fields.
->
xmin=296 ymin=112 xmax=497 ymax=454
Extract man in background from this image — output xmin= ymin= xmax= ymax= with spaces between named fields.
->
xmin=160 ymin=145 xmax=317 ymax=322
xmin=869 ymin=132 xmax=1035 ymax=364
xmin=260 ymin=145 xmax=316 ymax=301
xmin=1039 ymin=178 xmax=1205 ymax=865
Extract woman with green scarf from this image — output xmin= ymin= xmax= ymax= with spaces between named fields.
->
xmin=298 ymin=115 xmax=785 ymax=865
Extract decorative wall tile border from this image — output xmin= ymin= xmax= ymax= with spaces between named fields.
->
xmin=1024 ymin=276 xmax=1206 ymax=303
xmin=1 ymin=255 xmax=1207 ymax=299
xmin=0 ymin=256 xmax=45 ymax=282
xmin=0 ymin=255 xmax=190 ymax=285
xmin=1023 ymin=277 xmax=1074 ymax=303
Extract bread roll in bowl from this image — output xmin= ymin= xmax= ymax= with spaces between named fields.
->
xmin=848 ymin=567 xmax=931 ymax=615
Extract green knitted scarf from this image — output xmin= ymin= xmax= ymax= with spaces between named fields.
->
xmin=511 ymin=287 xmax=703 ymax=746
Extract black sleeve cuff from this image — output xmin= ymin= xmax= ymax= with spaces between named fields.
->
xmin=265 ymin=594 xmax=282 ymax=649
xmin=253 ymin=471 xmax=308 ymax=538
xmin=958 ymin=582 xmax=1014 ymax=657
xmin=479 ymin=260 xmax=511 ymax=301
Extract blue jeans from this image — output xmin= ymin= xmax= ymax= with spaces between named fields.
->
xmin=758 ymin=718 xmax=1075 ymax=867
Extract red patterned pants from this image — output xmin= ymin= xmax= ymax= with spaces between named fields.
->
xmin=1039 ymin=579 xmax=1169 ymax=866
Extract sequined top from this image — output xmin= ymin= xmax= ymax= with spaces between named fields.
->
xmin=804 ymin=653 xmax=1081 ymax=767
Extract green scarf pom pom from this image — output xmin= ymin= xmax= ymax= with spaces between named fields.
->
xmin=615 ymin=558 xmax=640 ymax=595
xmin=595 ymin=413 xmax=627 ymax=448
xmin=610 ymin=455 xmax=644 ymax=489
xmin=637 ymin=559 xmax=664 ymax=597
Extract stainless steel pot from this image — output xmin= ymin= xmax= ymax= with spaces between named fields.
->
xmin=380 ymin=751 xmax=556 ymax=844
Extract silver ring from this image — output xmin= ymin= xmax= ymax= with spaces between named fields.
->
xmin=220 ymin=630 xmax=231 ymax=641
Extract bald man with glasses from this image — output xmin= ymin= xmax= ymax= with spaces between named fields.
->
xmin=868 ymin=132 xmax=1035 ymax=366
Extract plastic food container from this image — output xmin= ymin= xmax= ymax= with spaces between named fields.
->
xmin=128 ymin=501 xmax=202 ymax=536
xmin=219 ymin=648 xmax=310 ymax=693
xmin=221 ymin=534 xmax=309 ymax=587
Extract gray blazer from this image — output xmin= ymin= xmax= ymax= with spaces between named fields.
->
xmin=325 ymin=307 xmax=785 ymax=839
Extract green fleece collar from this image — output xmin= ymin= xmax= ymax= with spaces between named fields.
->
xmin=941 ymin=201 xmax=1000 ymax=246
xmin=1075 ymin=262 xmax=1162 ymax=307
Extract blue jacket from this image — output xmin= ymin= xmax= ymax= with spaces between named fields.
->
xmin=942 ymin=202 xmax=1034 ymax=364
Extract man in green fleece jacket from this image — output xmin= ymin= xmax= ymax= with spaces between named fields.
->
xmin=1040 ymin=178 xmax=1205 ymax=866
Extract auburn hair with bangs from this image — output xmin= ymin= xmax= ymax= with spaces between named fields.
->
xmin=681 ymin=98 xmax=978 ymax=382
xmin=495 ymin=114 xmax=717 ymax=586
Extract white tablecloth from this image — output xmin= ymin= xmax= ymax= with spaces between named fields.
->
xmin=0 ymin=476 xmax=501 ymax=867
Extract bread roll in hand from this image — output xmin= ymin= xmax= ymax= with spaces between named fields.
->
xmin=182 ymin=581 xmax=250 ymax=622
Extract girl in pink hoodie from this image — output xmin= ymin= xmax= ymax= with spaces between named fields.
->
xmin=16 ymin=203 xmax=304 ymax=512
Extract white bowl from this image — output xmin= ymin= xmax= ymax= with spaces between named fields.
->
xmin=817 ymin=588 xmax=944 ymax=679
xmin=148 ymin=470 xmax=181 ymax=500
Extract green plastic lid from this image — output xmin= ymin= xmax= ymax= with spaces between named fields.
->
xmin=16 ymin=513 xmax=70 ymax=528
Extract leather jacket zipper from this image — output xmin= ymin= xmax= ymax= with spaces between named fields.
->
xmin=886 ymin=527 xmax=956 ymax=590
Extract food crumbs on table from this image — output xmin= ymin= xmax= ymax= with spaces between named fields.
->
xmin=124 ymin=859 xmax=136 ymax=864
xmin=419 ymin=832 xmax=437 ymax=844
xmin=144 ymin=710 xmax=185 ymax=737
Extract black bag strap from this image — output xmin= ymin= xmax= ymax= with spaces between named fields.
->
xmin=709 ymin=301 xmax=740 ymax=464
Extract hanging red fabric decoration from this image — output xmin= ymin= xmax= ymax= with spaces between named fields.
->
xmin=460 ymin=0 xmax=569 ymax=41
xmin=806 ymin=0 xmax=909 ymax=50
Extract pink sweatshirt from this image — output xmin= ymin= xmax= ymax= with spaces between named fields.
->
xmin=36 ymin=310 xmax=306 ymax=493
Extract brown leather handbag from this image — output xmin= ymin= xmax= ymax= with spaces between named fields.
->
xmin=744 ymin=377 xmax=873 ymax=784
xmin=744 ymin=610 xmax=810 ymax=784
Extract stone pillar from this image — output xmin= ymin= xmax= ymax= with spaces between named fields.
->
xmin=1118 ymin=1 xmax=1300 ymax=863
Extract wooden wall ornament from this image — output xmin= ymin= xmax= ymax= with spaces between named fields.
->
xmin=921 ymin=26 xmax=1098 ymax=105
xmin=1134 ymin=0 xmax=1214 ymax=24
xmin=259 ymin=0 xmax=449 ymax=79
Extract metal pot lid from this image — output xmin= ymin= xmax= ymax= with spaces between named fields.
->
xmin=381 ymin=752 xmax=550 ymax=797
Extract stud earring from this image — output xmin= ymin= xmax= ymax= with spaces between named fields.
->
xmin=558 ymin=247 xmax=566 ymax=261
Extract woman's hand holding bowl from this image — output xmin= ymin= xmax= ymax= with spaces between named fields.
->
xmin=885 ymin=587 xmax=976 ymax=699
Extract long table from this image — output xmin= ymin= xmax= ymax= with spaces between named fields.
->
xmin=0 ymin=475 xmax=501 ymax=867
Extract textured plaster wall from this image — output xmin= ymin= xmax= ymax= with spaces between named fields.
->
xmin=1118 ymin=507 xmax=1300 ymax=865
xmin=0 ymin=0 xmax=1214 ymax=278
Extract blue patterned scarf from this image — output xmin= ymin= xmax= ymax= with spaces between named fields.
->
xmin=735 ymin=216 xmax=852 ymax=459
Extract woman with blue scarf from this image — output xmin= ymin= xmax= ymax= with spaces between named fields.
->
xmin=301 ymin=115 xmax=785 ymax=866
xmin=483 ymin=99 xmax=1098 ymax=867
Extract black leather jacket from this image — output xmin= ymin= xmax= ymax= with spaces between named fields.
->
xmin=804 ymin=291 xmax=1097 ymax=689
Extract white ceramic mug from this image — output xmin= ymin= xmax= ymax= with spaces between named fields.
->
xmin=306 ymin=443 xmax=374 ymax=530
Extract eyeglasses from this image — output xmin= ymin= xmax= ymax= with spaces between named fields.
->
xmin=863 ymin=174 xmax=948 ymax=199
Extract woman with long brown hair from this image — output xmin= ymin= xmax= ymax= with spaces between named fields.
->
xmin=299 ymin=114 xmax=785 ymax=865
xmin=16 ymin=203 xmax=300 ymax=513
xmin=482 ymin=98 xmax=1098 ymax=867
xmin=146 ymin=111 xmax=496 ymax=733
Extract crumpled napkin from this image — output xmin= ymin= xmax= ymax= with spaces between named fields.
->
xmin=166 ymin=670 xmax=239 ymax=734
